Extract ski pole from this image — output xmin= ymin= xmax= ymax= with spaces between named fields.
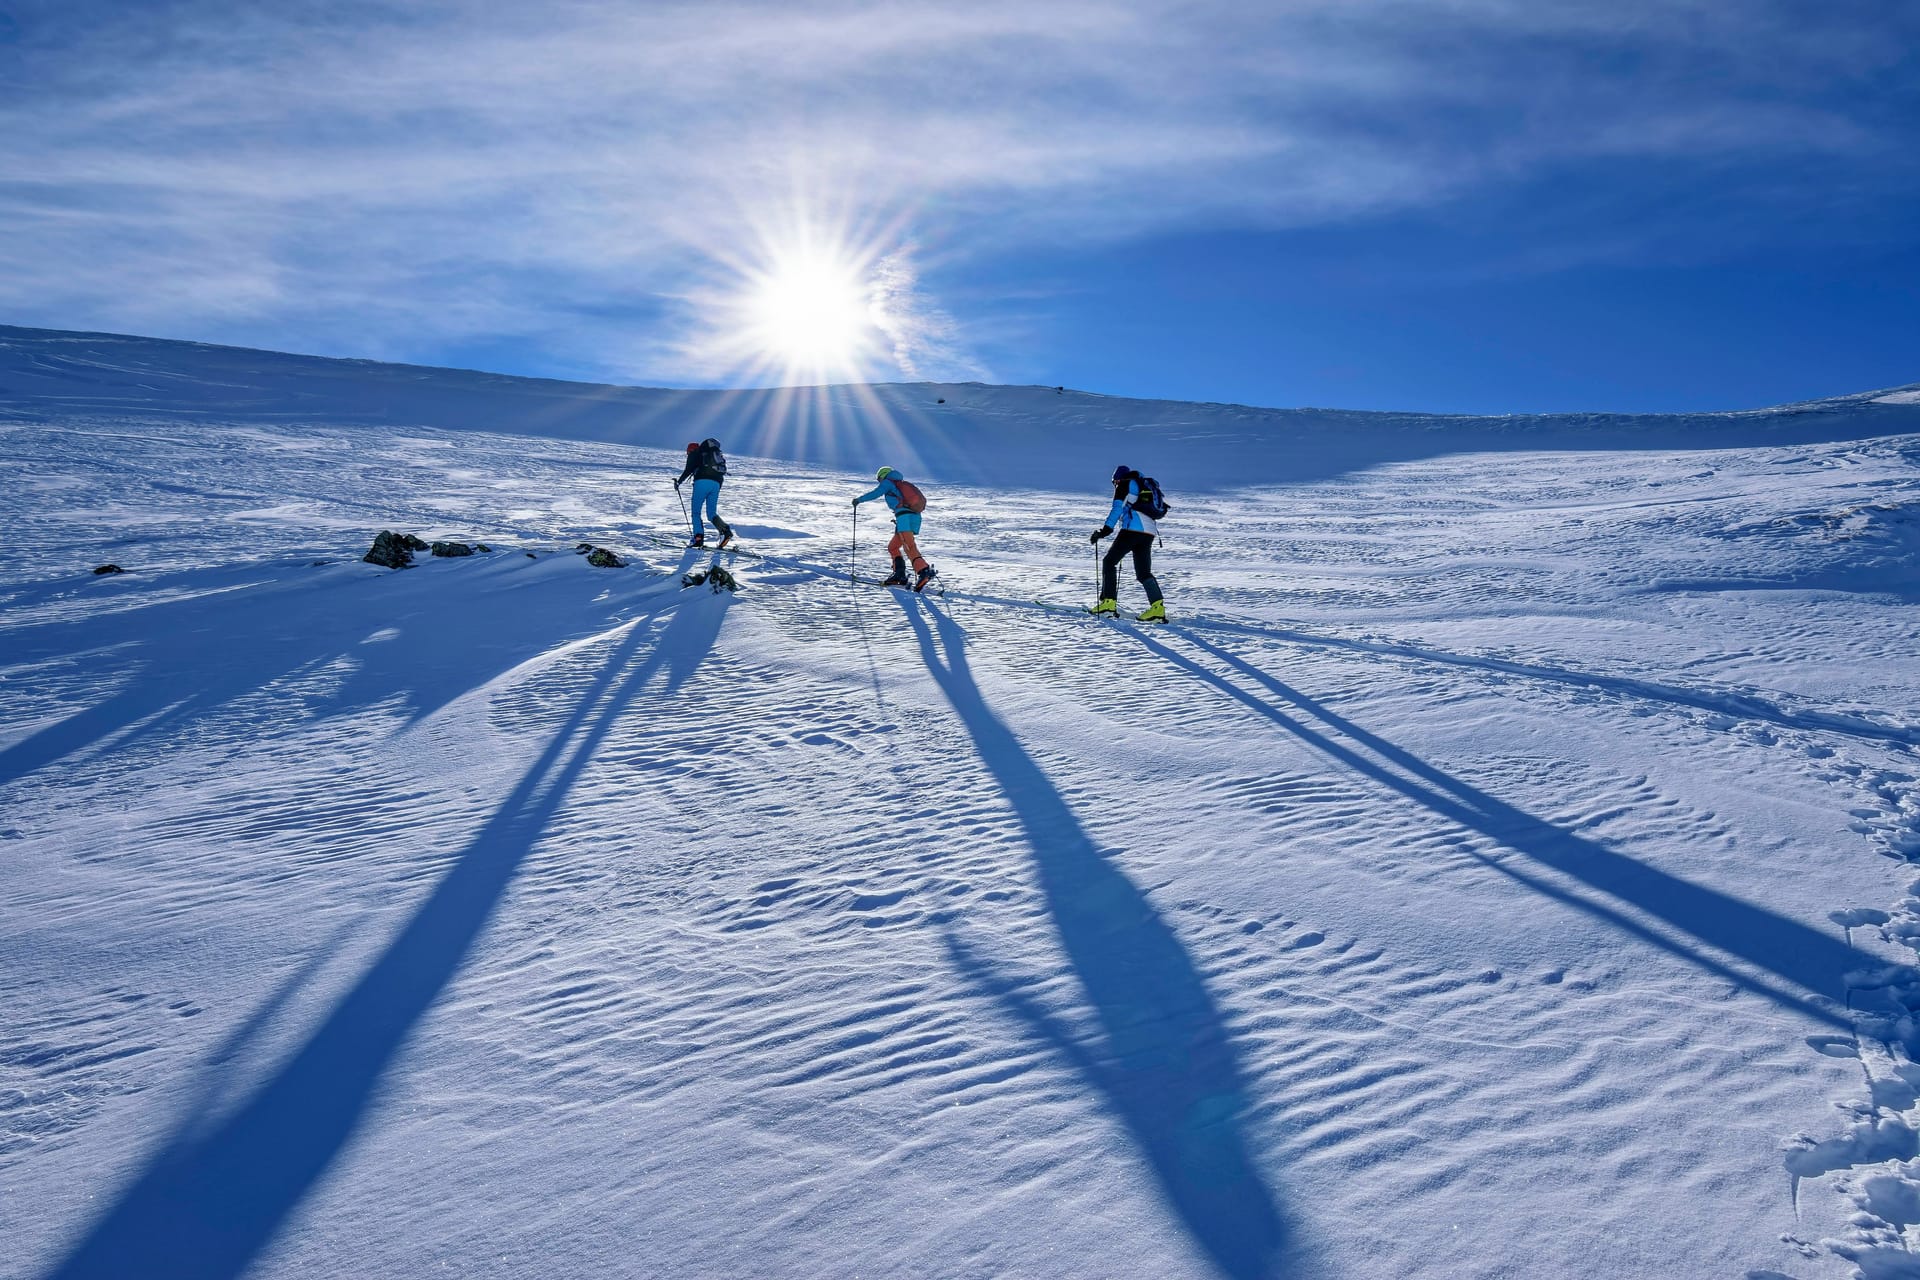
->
xmin=673 ymin=477 xmax=690 ymax=538
xmin=850 ymin=505 xmax=859 ymax=584
xmin=1093 ymin=538 xmax=1100 ymax=602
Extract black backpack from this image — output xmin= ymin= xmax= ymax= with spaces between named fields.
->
xmin=700 ymin=439 xmax=728 ymax=477
xmin=1131 ymin=472 xmax=1170 ymax=520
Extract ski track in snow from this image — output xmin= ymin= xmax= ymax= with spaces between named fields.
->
xmin=2 ymin=407 xmax=1919 ymax=1279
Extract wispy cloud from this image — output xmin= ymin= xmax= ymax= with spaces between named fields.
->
xmin=1 ymin=0 xmax=1913 ymax=382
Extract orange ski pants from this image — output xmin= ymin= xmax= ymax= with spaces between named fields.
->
xmin=888 ymin=529 xmax=928 ymax=573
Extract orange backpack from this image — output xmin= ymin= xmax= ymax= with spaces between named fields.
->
xmin=893 ymin=477 xmax=927 ymax=513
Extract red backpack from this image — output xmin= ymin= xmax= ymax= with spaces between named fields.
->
xmin=893 ymin=477 xmax=927 ymax=513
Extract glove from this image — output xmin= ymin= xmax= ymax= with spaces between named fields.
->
xmin=673 ymin=475 xmax=683 ymax=488
xmin=851 ymin=497 xmax=860 ymax=507
xmin=1091 ymin=526 xmax=1111 ymax=543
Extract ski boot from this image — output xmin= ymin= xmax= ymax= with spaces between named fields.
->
xmin=715 ymin=530 xmax=735 ymax=550
xmin=880 ymin=555 xmax=910 ymax=588
xmin=688 ymin=533 xmax=705 ymax=548
xmin=1135 ymin=601 xmax=1167 ymax=624
xmin=913 ymin=564 xmax=938 ymax=593
xmin=1088 ymin=597 xmax=1118 ymax=616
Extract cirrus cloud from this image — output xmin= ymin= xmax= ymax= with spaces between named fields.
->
xmin=0 ymin=0 xmax=1913 ymax=384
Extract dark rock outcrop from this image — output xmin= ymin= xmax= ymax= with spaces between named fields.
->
xmin=431 ymin=541 xmax=474 ymax=557
xmin=92 ymin=564 xmax=124 ymax=575
xmin=680 ymin=566 xmax=737 ymax=592
xmin=364 ymin=530 xmax=418 ymax=568
xmin=585 ymin=547 xmax=625 ymax=569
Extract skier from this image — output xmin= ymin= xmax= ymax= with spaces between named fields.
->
xmin=1091 ymin=463 xmax=1167 ymax=622
xmin=851 ymin=466 xmax=937 ymax=591
xmin=675 ymin=438 xmax=733 ymax=549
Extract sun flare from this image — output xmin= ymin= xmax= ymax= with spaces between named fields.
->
xmin=750 ymin=258 xmax=870 ymax=365
xmin=686 ymin=200 xmax=955 ymax=390
xmin=732 ymin=246 xmax=884 ymax=383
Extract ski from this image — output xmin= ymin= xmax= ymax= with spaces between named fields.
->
xmin=1028 ymin=599 xmax=1174 ymax=624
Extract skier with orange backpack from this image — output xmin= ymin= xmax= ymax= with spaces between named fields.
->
xmin=851 ymin=467 xmax=937 ymax=591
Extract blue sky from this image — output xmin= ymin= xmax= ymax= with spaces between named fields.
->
xmin=2 ymin=0 xmax=1915 ymax=413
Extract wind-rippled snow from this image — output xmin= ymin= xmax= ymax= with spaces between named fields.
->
xmin=4 ymin=343 xmax=1920 ymax=1279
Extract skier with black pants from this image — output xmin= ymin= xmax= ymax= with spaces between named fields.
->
xmin=1091 ymin=464 xmax=1166 ymax=622
xmin=675 ymin=438 xmax=733 ymax=549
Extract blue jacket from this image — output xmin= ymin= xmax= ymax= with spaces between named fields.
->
xmin=854 ymin=477 xmax=906 ymax=510
xmin=1106 ymin=479 xmax=1158 ymax=535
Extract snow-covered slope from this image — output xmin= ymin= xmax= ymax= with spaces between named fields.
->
xmin=6 ymin=322 xmax=1919 ymax=490
xmin=4 ymin=331 xmax=1920 ymax=1279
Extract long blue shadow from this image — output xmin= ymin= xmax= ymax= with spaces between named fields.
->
xmin=1131 ymin=628 xmax=1868 ymax=1029
xmin=899 ymin=597 xmax=1291 ymax=1280
xmin=1172 ymin=615 xmax=1920 ymax=750
xmin=0 ymin=561 xmax=681 ymax=788
xmin=48 ymin=594 xmax=730 ymax=1280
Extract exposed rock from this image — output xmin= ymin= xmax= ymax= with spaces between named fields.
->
xmin=363 ymin=530 xmax=417 ymax=569
xmin=431 ymin=540 xmax=474 ymax=557
xmin=585 ymin=547 xmax=625 ymax=569
xmin=92 ymin=564 xmax=124 ymax=575
xmin=574 ymin=542 xmax=594 ymax=555
xmin=681 ymin=566 xmax=738 ymax=593
xmin=475 ymin=543 xmax=492 ymax=553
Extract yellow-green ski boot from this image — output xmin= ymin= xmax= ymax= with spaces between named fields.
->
xmin=1088 ymin=597 xmax=1118 ymax=616
xmin=1135 ymin=601 xmax=1167 ymax=623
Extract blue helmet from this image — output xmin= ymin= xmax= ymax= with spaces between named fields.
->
xmin=1112 ymin=464 xmax=1131 ymax=482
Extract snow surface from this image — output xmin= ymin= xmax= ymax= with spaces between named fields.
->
xmin=3 ymin=328 xmax=1920 ymax=1279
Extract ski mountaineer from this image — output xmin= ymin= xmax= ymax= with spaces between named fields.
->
xmin=1091 ymin=463 xmax=1167 ymax=622
xmin=675 ymin=438 xmax=733 ymax=549
xmin=851 ymin=467 xmax=937 ymax=591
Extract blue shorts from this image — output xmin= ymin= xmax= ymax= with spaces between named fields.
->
xmin=893 ymin=511 xmax=922 ymax=535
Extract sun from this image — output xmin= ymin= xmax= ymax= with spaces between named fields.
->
xmin=749 ymin=256 xmax=872 ymax=367
xmin=684 ymin=197 xmax=933 ymax=389
xmin=738 ymin=247 xmax=883 ymax=383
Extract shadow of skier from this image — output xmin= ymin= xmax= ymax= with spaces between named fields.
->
xmin=1130 ymin=626 xmax=1869 ymax=1030
xmin=899 ymin=596 xmax=1292 ymax=1280
xmin=0 ymin=558 xmax=690 ymax=789
xmin=48 ymin=592 xmax=732 ymax=1280
xmin=1170 ymin=615 xmax=1920 ymax=749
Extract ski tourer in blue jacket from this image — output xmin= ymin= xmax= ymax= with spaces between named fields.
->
xmin=1090 ymin=465 xmax=1165 ymax=621
xmin=852 ymin=467 xmax=936 ymax=591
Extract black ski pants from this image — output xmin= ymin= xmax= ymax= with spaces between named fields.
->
xmin=1101 ymin=529 xmax=1163 ymax=603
